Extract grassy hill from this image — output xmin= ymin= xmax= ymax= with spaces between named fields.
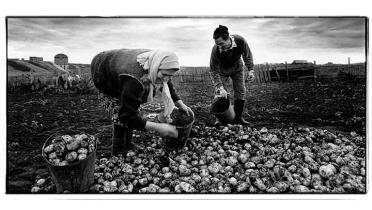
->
xmin=28 ymin=60 xmax=67 ymax=75
xmin=7 ymin=59 xmax=86 ymax=78
xmin=7 ymin=59 xmax=52 ymax=76
xmin=7 ymin=59 xmax=93 ymax=87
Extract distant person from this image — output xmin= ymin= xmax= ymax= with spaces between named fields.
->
xmin=76 ymin=74 xmax=81 ymax=82
xmin=67 ymin=74 xmax=73 ymax=89
xmin=91 ymin=49 xmax=192 ymax=155
xmin=57 ymin=74 xmax=65 ymax=89
xmin=209 ymin=25 xmax=255 ymax=126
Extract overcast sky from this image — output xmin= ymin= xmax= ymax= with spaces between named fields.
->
xmin=7 ymin=17 xmax=366 ymax=65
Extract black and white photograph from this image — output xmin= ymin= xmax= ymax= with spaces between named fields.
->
xmin=5 ymin=16 xmax=368 ymax=195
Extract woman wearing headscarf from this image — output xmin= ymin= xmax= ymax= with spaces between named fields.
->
xmin=91 ymin=49 xmax=192 ymax=155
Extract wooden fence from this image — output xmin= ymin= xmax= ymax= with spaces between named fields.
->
xmin=316 ymin=63 xmax=366 ymax=79
xmin=172 ymin=62 xmax=366 ymax=85
xmin=172 ymin=63 xmax=312 ymax=85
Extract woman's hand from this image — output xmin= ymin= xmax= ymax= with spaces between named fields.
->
xmin=215 ymin=86 xmax=228 ymax=99
xmin=175 ymin=100 xmax=193 ymax=116
xmin=145 ymin=121 xmax=178 ymax=138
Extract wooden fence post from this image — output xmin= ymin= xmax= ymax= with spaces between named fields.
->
xmin=285 ymin=61 xmax=289 ymax=81
xmin=260 ymin=65 xmax=268 ymax=83
xmin=261 ymin=65 xmax=265 ymax=83
xmin=258 ymin=65 xmax=262 ymax=83
xmin=254 ymin=66 xmax=261 ymax=85
xmin=274 ymin=67 xmax=281 ymax=82
xmin=265 ymin=65 xmax=269 ymax=83
xmin=266 ymin=63 xmax=271 ymax=82
xmin=259 ymin=65 xmax=264 ymax=84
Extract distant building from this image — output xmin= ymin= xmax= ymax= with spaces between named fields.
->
xmin=292 ymin=60 xmax=308 ymax=64
xmin=29 ymin=56 xmax=43 ymax=62
xmin=54 ymin=53 xmax=68 ymax=69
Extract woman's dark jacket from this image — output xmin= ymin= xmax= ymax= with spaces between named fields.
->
xmin=91 ymin=49 xmax=180 ymax=130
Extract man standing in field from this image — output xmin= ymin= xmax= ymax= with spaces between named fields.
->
xmin=209 ymin=25 xmax=255 ymax=126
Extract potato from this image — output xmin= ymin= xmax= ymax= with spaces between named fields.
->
xmin=267 ymin=187 xmax=280 ymax=193
xmin=226 ymin=156 xmax=238 ymax=166
xmin=208 ymin=162 xmax=221 ymax=174
xmin=319 ymin=164 xmax=336 ymax=178
xmin=179 ymin=165 xmax=191 ymax=176
xmin=52 ymin=158 xmax=61 ymax=165
xmin=163 ymin=172 xmax=172 ymax=179
xmin=78 ymin=153 xmax=87 ymax=161
xmin=36 ymin=179 xmax=46 ymax=186
xmin=43 ymin=144 xmax=54 ymax=154
xmin=58 ymin=160 xmax=69 ymax=166
xmin=78 ymin=148 xmax=88 ymax=155
xmin=228 ymin=177 xmax=237 ymax=186
xmin=237 ymin=182 xmax=249 ymax=192
xmin=238 ymin=153 xmax=249 ymax=164
xmin=31 ymin=186 xmax=41 ymax=193
xmin=293 ymin=185 xmax=310 ymax=193
xmin=179 ymin=182 xmax=196 ymax=193
xmin=62 ymin=135 xmax=74 ymax=144
xmin=54 ymin=142 xmax=66 ymax=157
xmin=80 ymin=140 xmax=89 ymax=148
xmin=48 ymin=152 xmax=57 ymax=159
xmin=65 ymin=151 xmax=78 ymax=162
xmin=275 ymin=182 xmax=289 ymax=192
xmin=66 ymin=141 xmax=80 ymax=151
xmin=52 ymin=136 xmax=63 ymax=143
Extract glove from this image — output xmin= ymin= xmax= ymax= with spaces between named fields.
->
xmin=247 ymin=70 xmax=255 ymax=82
xmin=215 ymin=86 xmax=228 ymax=98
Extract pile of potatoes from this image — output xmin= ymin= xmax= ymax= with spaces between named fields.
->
xmin=89 ymin=124 xmax=366 ymax=193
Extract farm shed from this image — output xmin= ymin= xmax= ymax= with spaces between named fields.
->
xmin=292 ymin=60 xmax=310 ymax=64
xmin=29 ymin=56 xmax=43 ymax=62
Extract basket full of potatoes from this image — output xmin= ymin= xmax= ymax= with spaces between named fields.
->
xmin=42 ymin=132 xmax=97 ymax=167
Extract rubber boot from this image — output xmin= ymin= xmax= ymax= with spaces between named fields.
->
xmin=233 ymin=99 xmax=253 ymax=126
xmin=112 ymin=124 xmax=142 ymax=156
xmin=123 ymin=126 xmax=142 ymax=152
xmin=111 ymin=123 xmax=125 ymax=156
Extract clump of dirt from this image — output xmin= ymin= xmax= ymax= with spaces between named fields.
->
xmin=170 ymin=108 xmax=194 ymax=126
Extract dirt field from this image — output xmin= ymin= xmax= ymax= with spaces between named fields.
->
xmin=6 ymin=77 xmax=366 ymax=193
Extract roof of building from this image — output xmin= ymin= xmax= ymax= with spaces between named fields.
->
xmin=292 ymin=60 xmax=308 ymax=63
xmin=54 ymin=53 xmax=68 ymax=58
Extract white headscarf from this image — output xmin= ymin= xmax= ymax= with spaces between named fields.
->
xmin=137 ymin=50 xmax=179 ymax=83
xmin=137 ymin=50 xmax=180 ymax=118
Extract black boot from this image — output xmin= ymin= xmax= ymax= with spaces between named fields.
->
xmin=112 ymin=123 xmax=125 ymax=156
xmin=123 ymin=126 xmax=142 ymax=152
xmin=112 ymin=124 xmax=141 ymax=156
xmin=233 ymin=99 xmax=253 ymax=126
